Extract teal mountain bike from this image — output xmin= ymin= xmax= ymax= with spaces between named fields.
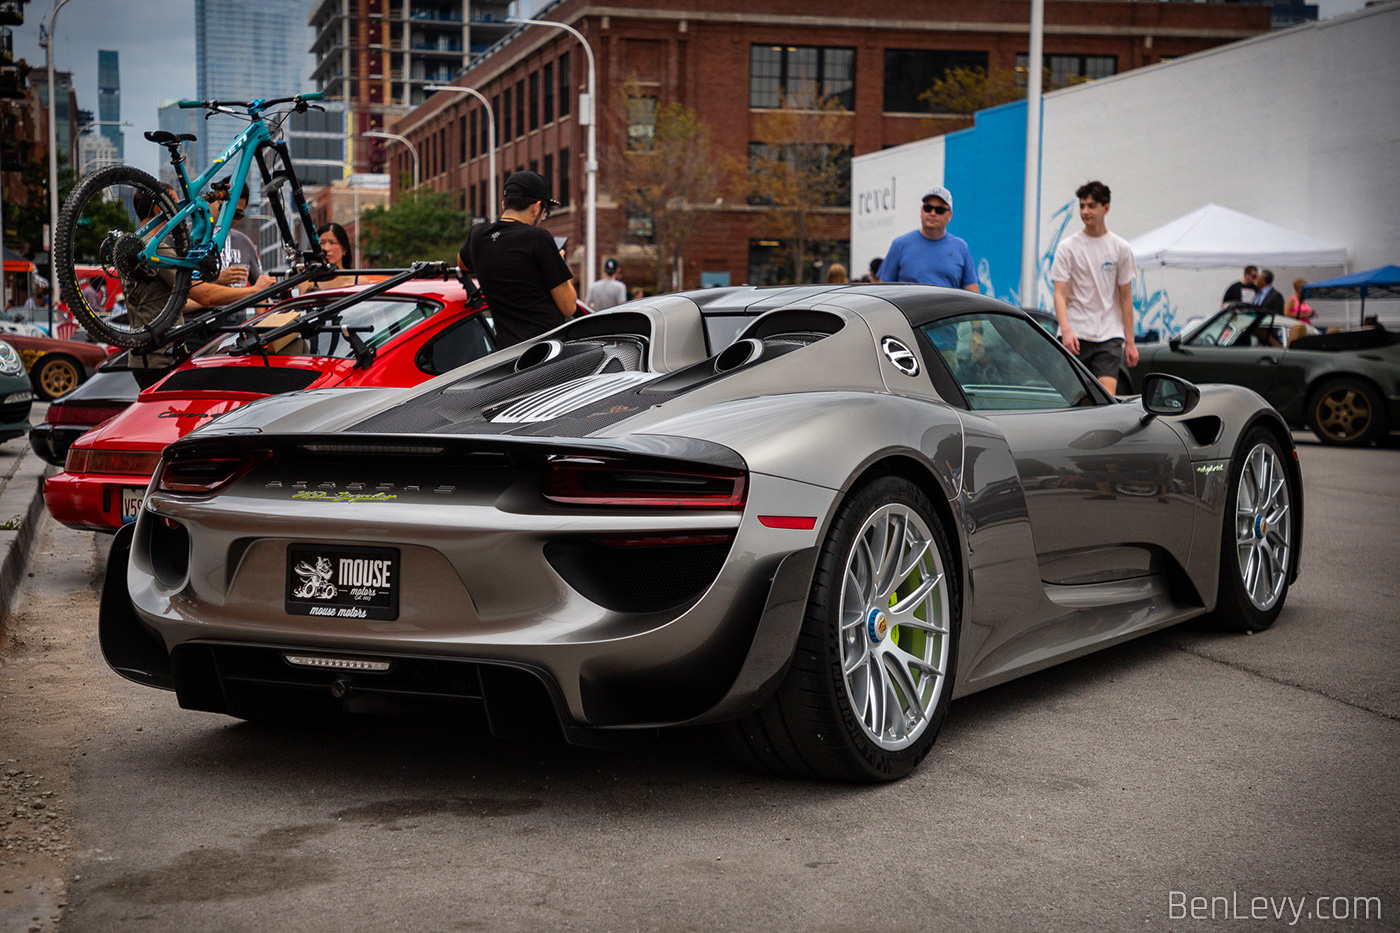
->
xmin=54 ymin=92 xmax=331 ymax=348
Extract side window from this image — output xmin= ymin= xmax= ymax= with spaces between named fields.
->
xmin=919 ymin=313 xmax=1092 ymax=411
xmin=416 ymin=315 xmax=497 ymax=375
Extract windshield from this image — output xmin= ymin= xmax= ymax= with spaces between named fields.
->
xmin=1187 ymin=308 xmax=1267 ymax=347
xmin=197 ymin=297 xmax=441 ymax=359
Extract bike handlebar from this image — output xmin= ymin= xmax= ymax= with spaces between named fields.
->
xmin=177 ymin=92 xmax=326 ymax=111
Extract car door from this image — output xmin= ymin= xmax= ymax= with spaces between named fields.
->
xmin=1152 ymin=308 xmax=1283 ymax=401
xmin=919 ymin=311 xmax=1195 ymax=585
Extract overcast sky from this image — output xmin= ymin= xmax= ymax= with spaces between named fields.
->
xmin=9 ymin=0 xmax=1371 ymax=181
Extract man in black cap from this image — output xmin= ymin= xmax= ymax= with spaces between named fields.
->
xmin=589 ymin=257 xmax=627 ymax=311
xmin=460 ymin=170 xmax=577 ymax=347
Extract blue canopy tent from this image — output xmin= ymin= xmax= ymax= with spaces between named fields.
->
xmin=1302 ymin=265 xmax=1400 ymax=326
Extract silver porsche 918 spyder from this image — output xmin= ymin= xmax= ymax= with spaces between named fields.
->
xmin=100 ymin=284 xmax=1303 ymax=782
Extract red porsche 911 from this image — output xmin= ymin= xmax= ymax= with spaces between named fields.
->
xmin=45 ymin=270 xmax=498 ymax=532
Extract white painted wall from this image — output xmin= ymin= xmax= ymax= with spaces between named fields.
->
xmin=851 ymin=3 xmax=1400 ymax=331
xmin=849 ymin=140 xmax=944 ymax=280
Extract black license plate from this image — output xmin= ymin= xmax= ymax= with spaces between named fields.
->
xmin=286 ymin=544 xmax=399 ymax=621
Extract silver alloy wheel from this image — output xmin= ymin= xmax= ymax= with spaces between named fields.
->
xmin=839 ymin=503 xmax=951 ymax=750
xmin=1235 ymin=442 xmax=1292 ymax=611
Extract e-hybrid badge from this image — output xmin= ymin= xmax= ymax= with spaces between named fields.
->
xmin=285 ymin=544 xmax=399 ymax=620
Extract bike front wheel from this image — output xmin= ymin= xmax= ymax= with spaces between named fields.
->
xmin=54 ymin=165 xmax=194 ymax=348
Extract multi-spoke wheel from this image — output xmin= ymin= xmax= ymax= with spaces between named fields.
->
xmin=727 ymin=476 xmax=958 ymax=782
xmin=32 ymin=354 xmax=84 ymax=400
xmin=1309 ymin=378 xmax=1385 ymax=447
xmin=1207 ymin=430 xmax=1296 ymax=632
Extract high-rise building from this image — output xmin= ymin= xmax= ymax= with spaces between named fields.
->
xmin=97 ymin=49 xmax=123 ymax=161
xmin=309 ymin=0 xmax=514 ymax=174
xmin=194 ymin=0 xmax=317 ymax=171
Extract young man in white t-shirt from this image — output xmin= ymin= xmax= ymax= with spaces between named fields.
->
xmin=1050 ymin=180 xmax=1139 ymax=393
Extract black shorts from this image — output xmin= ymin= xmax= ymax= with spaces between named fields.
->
xmin=1076 ymin=338 xmax=1124 ymax=378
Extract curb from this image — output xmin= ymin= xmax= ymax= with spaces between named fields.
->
xmin=0 ymin=444 xmax=55 ymax=628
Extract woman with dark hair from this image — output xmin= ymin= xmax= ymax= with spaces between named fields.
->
xmin=303 ymin=222 xmax=363 ymax=291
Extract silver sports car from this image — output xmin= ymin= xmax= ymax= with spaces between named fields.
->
xmin=100 ymin=284 xmax=1303 ymax=782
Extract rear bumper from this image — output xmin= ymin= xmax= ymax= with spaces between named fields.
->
xmin=44 ymin=469 xmax=151 ymax=533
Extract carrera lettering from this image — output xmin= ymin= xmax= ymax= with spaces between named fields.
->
xmin=158 ymin=410 xmax=215 ymax=419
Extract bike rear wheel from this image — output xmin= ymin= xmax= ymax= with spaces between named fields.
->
xmin=55 ymin=165 xmax=193 ymax=348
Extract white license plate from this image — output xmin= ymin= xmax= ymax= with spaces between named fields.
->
xmin=120 ymin=487 xmax=144 ymax=522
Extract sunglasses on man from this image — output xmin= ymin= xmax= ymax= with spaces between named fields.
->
xmin=921 ymin=203 xmax=950 ymax=215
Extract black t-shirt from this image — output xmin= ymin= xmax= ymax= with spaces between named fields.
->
xmin=1223 ymin=281 xmax=1256 ymax=304
xmin=462 ymin=220 xmax=573 ymax=347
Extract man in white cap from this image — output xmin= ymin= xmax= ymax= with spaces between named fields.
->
xmin=879 ymin=185 xmax=978 ymax=293
xmin=589 ymin=258 xmax=627 ymax=311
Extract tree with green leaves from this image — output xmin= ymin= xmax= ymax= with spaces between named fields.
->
xmin=358 ymin=190 xmax=465 ymax=267
xmin=748 ymin=96 xmax=852 ymax=284
xmin=919 ymin=66 xmax=1087 ymax=135
xmin=608 ymin=80 xmax=731 ymax=293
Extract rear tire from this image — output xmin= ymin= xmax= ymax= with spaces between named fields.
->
xmin=728 ymin=477 xmax=959 ymax=782
xmin=55 ymin=165 xmax=192 ymax=349
xmin=1204 ymin=429 xmax=1295 ymax=632
xmin=1309 ymin=377 xmax=1385 ymax=446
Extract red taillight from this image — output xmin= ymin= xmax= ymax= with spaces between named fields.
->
xmin=156 ymin=450 xmax=270 ymax=495
xmin=542 ymin=456 xmax=747 ymax=510
xmin=46 ymin=403 xmax=127 ymax=427
xmin=64 ymin=447 xmax=163 ymax=476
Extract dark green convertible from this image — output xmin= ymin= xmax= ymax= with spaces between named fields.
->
xmin=1121 ymin=304 xmax=1400 ymax=447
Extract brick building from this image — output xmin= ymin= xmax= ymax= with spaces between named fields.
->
xmin=392 ymin=0 xmax=1268 ymax=294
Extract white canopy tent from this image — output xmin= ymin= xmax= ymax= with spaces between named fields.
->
xmin=1129 ymin=203 xmax=1348 ymax=269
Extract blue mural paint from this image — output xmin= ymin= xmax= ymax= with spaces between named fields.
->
xmin=936 ymin=100 xmax=1186 ymax=334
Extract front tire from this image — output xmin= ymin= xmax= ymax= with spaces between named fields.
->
xmin=1205 ymin=429 xmax=1295 ymax=632
xmin=729 ymin=477 xmax=958 ymax=782
xmin=1309 ymin=377 xmax=1385 ymax=447
xmin=55 ymin=165 xmax=192 ymax=349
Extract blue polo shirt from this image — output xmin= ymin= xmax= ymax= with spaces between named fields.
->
xmin=881 ymin=230 xmax=977 ymax=290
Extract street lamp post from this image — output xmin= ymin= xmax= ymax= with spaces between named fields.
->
xmin=72 ymin=119 xmax=134 ymax=176
xmin=44 ymin=0 xmax=75 ymax=303
xmin=508 ymin=16 xmax=597 ymax=298
xmin=1020 ymin=0 xmax=1045 ymax=308
xmin=425 ymin=84 xmax=495 ymax=221
xmin=364 ymin=130 xmax=420 ymax=190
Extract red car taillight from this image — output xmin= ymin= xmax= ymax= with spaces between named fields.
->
xmin=542 ymin=456 xmax=746 ymax=510
xmin=46 ymin=403 xmax=128 ymax=427
xmin=156 ymin=450 xmax=270 ymax=495
xmin=64 ymin=448 xmax=163 ymax=476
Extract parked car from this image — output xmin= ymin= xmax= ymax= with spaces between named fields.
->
xmin=100 ymin=283 xmax=1304 ymax=782
xmin=0 ymin=327 xmax=114 ymax=401
xmin=1122 ymin=303 xmax=1399 ymax=446
xmin=0 ymin=340 xmax=35 ymax=444
xmin=45 ymin=272 xmax=498 ymax=532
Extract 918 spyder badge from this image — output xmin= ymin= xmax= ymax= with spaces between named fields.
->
xmin=286 ymin=544 xmax=399 ymax=620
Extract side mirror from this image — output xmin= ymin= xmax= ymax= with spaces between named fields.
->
xmin=1141 ymin=372 xmax=1200 ymax=418
xmin=1168 ymin=336 xmax=1182 ymax=351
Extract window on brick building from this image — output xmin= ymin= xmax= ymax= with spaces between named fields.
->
xmin=459 ymin=115 xmax=467 ymax=163
xmin=492 ymin=94 xmax=502 ymax=146
xmin=479 ymin=180 xmax=487 ymax=214
xmin=469 ymin=110 xmax=478 ymax=159
xmin=748 ymin=238 xmax=850 ymax=286
xmin=503 ymin=87 xmax=512 ymax=139
xmin=882 ymin=49 xmax=990 ymax=113
xmin=515 ymin=79 xmax=525 ymax=138
xmin=529 ymin=72 xmax=540 ymax=131
xmin=750 ymin=45 xmax=855 ymax=110
xmin=559 ymin=52 xmax=571 ymax=118
xmin=747 ymin=141 xmax=853 ymax=206
xmin=627 ymin=211 xmax=654 ymax=242
xmin=1014 ymin=53 xmax=1117 ymax=88
xmin=627 ymin=96 xmax=656 ymax=150
xmin=469 ymin=184 xmax=477 ymax=219
xmin=543 ymin=62 xmax=555 ymax=123
xmin=558 ymin=146 xmax=570 ymax=206
xmin=543 ymin=152 xmax=554 ymax=195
